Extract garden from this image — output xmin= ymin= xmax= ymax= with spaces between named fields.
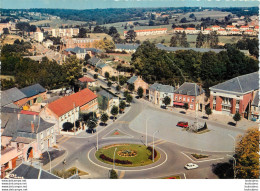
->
xmin=95 ymin=144 xmax=160 ymax=167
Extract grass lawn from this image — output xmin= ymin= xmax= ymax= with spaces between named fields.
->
xmin=191 ymin=153 xmax=209 ymax=159
xmin=95 ymin=144 xmax=160 ymax=167
xmin=30 ymin=19 xmax=86 ymax=28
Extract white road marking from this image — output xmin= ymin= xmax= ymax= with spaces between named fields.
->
xmin=181 ymin=152 xmax=224 ymax=163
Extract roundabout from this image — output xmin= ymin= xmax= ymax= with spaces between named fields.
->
xmin=95 ymin=144 xmax=160 ymax=167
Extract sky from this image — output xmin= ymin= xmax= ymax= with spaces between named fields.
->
xmin=1 ymin=0 xmax=259 ymax=9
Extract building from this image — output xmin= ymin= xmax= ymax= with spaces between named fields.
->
xmin=217 ymin=29 xmax=227 ymax=36
xmin=78 ymin=76 xmax=96 ymax=88
xmin=209 ymin=72 xmax=259 ymax=119
xmin=62 ymin=37 xmax=100 ymax=50
xmin=244 ymin=30 xmax=255 ymax=36
xmin=1 ymin=87 xmax=27 ymax=108
xmin=97 ymin=90 xmax=119 ymax=114
xmin=127 ymin=76 xmax=149 ymax=95
xmin=212 ymin=25 xmax=221 ymax=31
xmin=173 ymin=27 xmax=184 ymax=33
xmin=185 ymin=28 xmax=199 ymax=34
xmin=46 ymin=88 xmax=98 ymax=131
xmin=149 ymin=83 xmax=175 ymax=107
xmin=240 ymin=26 xmax=250 ymax=31
xmin=226 ymin=25 xmax=236 ymax=31
xmin=33 ymin=32 xmax=43 ymax=42
xmin=123 ymin=28 xmax=167 ymax=37
xmin=64 ymin=47 xmax=102 ymax=59
xmin=202 ymin=28 xmax=212 ymax=35
xmin=88 ymin=56 xmax=104 ymax=67
xmin=115 ymin=44 xmax=140 ymax=53
xmin=43 ymin=40 xmax=53 ymax=48
xmin=251 ymin=91 xmax=259 ymax=122
xmin=96 ymin=63 xmax=116 ymax=77
xmin=228 ymin=29 xmax=241 ymax=35
xmin=174 ymin=82 xmax=205 ymax=111
xmin=52 ymin=28 xmax=79 ymax=37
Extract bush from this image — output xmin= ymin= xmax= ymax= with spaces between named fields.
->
xmin=147 ymin=146 xmax=157 ymax=160
xmin=99 ymin=154 xmax=132 ymax=164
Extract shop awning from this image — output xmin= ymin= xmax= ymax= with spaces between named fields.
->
xmin=173 ymin=102 xmax=184 ymax=106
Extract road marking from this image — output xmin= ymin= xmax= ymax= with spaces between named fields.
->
xmin=119 ymin=171 xmax=125 ymax=179
xmin=154 ymin=140 xmax=167 ymax=146
xmin=181 ymin=152 xmax=224 ymax=163
xmin=57 ymin=136 xmax=67 ymax=142
xmin=58 ymin=137 xmax=71 ymax=145
xmin=148 ymin=139 xmax=163 ymax=145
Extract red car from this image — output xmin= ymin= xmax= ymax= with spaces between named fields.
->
xmin=177 ymin=121 xmax=189 ymax=128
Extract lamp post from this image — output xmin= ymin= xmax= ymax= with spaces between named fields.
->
xmin=113 ymin=148 xmax=117 ymax=169
xmin=90 ymin=120 xmax=98 ymax=150
xmin=145 ymin=116 xmax=151 ymax=146
xmin=46 ymin=149 xmax=52 ymax=173
xmin=152 ymin=130 xmax=159 ymax=162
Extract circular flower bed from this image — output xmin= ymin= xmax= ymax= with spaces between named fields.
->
xmin=117 ymin=150 xmax=137 ymax=157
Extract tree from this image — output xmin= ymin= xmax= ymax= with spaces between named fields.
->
xmin=125 ymin=30 xmax=137 ymax=43
xmin=110 ymin=105 xmax=119 ymax=121
xmin=163 ymin=96 xmax=171 ymax=108
xmin=149 ymin=20 xmax=155 ymax=26
xmin=83 ymin=68 xmax=87 ymax=73
xmin=124 ymin=90 xmax=129 ymax=98
xmin=87 ymin=120 xmax=97 ymax=131
xmin=119 ymin=101 xmax=126 ymax=113
xmin=180 ymin=32 xmax=189 ymax=47
xmin=126 ymin=94 xmax=133 ymax=105
xmin=170 ymin=35 xmax=178 ymax=47
xmin=235 ymin=128 xmax=259 ymax=179
xmin=105 ymin=72 xmax=110 ymax=79
xmin=3 ymin=28 xmax=9 ymax=34
xmin=116 ymin=85 xmax=121 ymax=91
xmin=107 ymin=81 xmax=112 ymax=87
xmin=205 ymin=107 xmax=212 ymax=119
xmin=183 ymin=102 xmax=189 ymax=112
xmin=78 ymin=28 xmax=87 ymax=38
xmin=137 ymin=87 xmax=144 ymax=98
xmin=108 ymin=26 xmax=118 ymax=36
xmin=100 ymin=113 xmax=109 ymax=125
xmin=93 ymin=74 xmax=98 ymax=79
xmin=189 ymin=13 xmax=196 ymax=20
xmin=94 ymin=68 xmax=98 ymax=72
xmin=233 ymin=112 xmax=241 ymax=126
xmin=110 ymin=169 xmax=118 ymax=179
xmin=63 ymin=56 xmax=82 ymax=86
xmin=180 ymin=17 xmax=187 ymax=23
xmin=128 ymin=83 xmax=135 ymax=92
xmin=196 ymin=32 xmax=205 ymax=48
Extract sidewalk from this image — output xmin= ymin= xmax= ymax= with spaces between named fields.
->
xmin=139 ymin=98 xmax=258 ymax=131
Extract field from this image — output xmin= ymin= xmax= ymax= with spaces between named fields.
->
xmin=30 ymin=19 xmax=87 ymax=28
xmin=95 ymin=144 xmax=160 ymax=167
xmin=181 ymin=10 xmax=233 ymax=20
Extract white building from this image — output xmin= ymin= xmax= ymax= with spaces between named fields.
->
xmin=33 ymin=32 xmax=43 ymax=42
xmin=52 ymin=28 xmax=79 ymax=37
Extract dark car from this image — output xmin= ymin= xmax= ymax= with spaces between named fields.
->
xmin=177 ymin=121 xmax=189 ymax=128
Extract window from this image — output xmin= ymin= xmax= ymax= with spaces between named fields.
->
xmin=179 ymin=96 xmax=182 ymax=101
xmin=191 ymin=98 xmax=194 ymax=102
xmin=213 ymin=96 xmax=216 ymax=102
xmin=236 ymin=100 xmax=240 ymax=105
xmin=51 ymin=128 xmax=54 ymax=134
xmin=213 ymin=104 xmax=216 ymax=110
xmin=183 ymin=97 xmax=186 ymax=102
xmin=190 ymin=104 xmax=193 ymax=109
xmin=175 ymin=96 xmax=178 ymax=101
xmin=187 ymin=98 xmax=190 ymax=102
xmin=40 ymin=133 xmax=43 ymax=139
xmin=47 ymin=130 xmax=50 ymax=136
xmin=236 ymin=108 xmax=239 ymax=113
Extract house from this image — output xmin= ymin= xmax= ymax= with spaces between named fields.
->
xmin=64 ymin=47 xmax=102 ymax=59
xmin=1 ymin=110 xmax=56 ymax=177
xmin=52 ymin=28 xmax=79 ymax=37
xmin=173 ymin=27 xmax=184 ymax=33
xmin=244 ymin=30 xmax=255 ymax=36
xmin=97 ymin=90 xmax=119 ymax=113
xmin=174 ymin=82 xmax=205 ymax=111
xmin=212 ymin=25 xmax=221 ymax=31
xmin=185 ymin=28 xmax=199 ymax=34
xmin=254 ymin=26 xmax=259 ymax=32
xmin=96 ymin=63 xmax=116 ymax=77
xmin=88 ymin=56 xmax=104 ymax=67
xmin=240 ymin=26 xmax=250 ymax=31
xmin=127 ymin=76 xmax=149 ymax=95
xmin=123 ymin=28 xmax=167 ymax=36
xmin=149 ymin=83 xmax=175 ymax=107
xmin=43 ymin=40 xmax=53 ymax=48
xmin=209 ymin=72 xmax=259 ymax=119
xmin=78 ymin=76 xmax=96 ymax=88
xmin=46 ymin=88 xmax=98 ymax=131
xmin=115 ymin=44 xmax=140 ymax=53
xmin=61 ymin=37 xmax=100 ymax=50
xmin=202 ymin=28 xmax=212 ymax=35
xmin=33 ymin=32 xmax=43 ymax=42
xmin=251 ymin=91 xmax=259 ymax=122
xmin=217 ymin=29 xmax=227 ymax=36
xmin=5 ymin=162 xmax=60 ymax=179
xmin=228 ymin=29 xmax=241 ymax=35
xmin=226 ymin=25 xmax=236 ymax=31
xmin=1 ymin=87 xmax=27 ymax=108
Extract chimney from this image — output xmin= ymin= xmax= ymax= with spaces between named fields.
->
xmin=31 ymin=121 xmax=34 ymax=133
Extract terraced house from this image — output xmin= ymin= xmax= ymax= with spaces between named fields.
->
xmin=209 ymin=72 xmax=259 ymax=119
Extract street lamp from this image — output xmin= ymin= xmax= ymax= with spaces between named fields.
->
xmin=227 ymin=154 xmax=237 ymax=179
xmin=90 ymin=120 xmax=98 ymax=150
xmin=152 ymin=130 xmax=159 ymax=162
xmin=113 ymin=148 xmax=117 ymax=169
xmin=145 ymin=116 xmax=151 ymax=146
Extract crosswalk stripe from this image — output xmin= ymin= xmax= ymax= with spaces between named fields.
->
xmin=57 ymin=136 xmax=67 ymax=142
xmin=58 ymin=137 xmax=71 ymax=145
xmin=148 ymin=139 xmax=163 ymax=145
xmin=154 ymin=140 xmax=167 ymax=146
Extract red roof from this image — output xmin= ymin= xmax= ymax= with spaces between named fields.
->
xmin=212 ymin=25 xmax=220 ymax=28
xmin=226 ymin=25 xmax=235 ymax=28
xmin=123 ymin=28 xmax=167 ymax=33
xmin=185 ymin=28 xmax=196 ymax=30
xmin=174 ymin=28 xmax=184 ymax=30
xmin=240 ymin=26 xmax=249 ymax=28
xmin=231 ymin=29 xmax=240 ymax=31
xmin=255 ymin=26 xmax=259 ymax=29
xmin=245 ymin=30 xmax=253 ymax=32
xmin=48 ymin=88 xmax=97 ymax=117
xmin=20 ymin=110 xmax=39 ymax=115
xmin=79 ymin=76 xmax=95 ymax=83
xmin=205 ymin=28 xmax=212 ymax=31
xmin=218 ymin=29 xmax=226 ymax=31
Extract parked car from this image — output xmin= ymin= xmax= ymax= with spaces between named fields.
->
xmin=184 ymin=163 xmax=199 ymax=170
xmin=177 ymin=121 xmax=189 ymax=128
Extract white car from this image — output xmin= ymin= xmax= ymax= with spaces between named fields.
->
xmin=184 ymin=163 xmax=199 ymax=170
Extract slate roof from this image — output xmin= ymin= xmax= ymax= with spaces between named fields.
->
xmin=252 ymin=91 xmax=259 ymax=106
xmin=88 ymin=56 xmax=103 ymax=66
xmin=1 ymin=88 xmax=26 ymax=106
xmin=8 ymin=163 xmax=60 ymax=179
xmin=97 ymin=90 xmax=117 ymax=100
xmin=1 ymin=112 xmax=55 ymax=138
xmin=20 ymin=84 xmax=46 ymax=98
xmin=149 ymin=83 xmax=175 ymax=93
xmin=174 ymin=82 xmax=204 ymax=96
xmin=115 ymin=44 xmax=140 ymax=50
xmin=127 ymin=76 xmax=138 ymax=84
xmin=96 ymin=62 xmax=107 ymax=69
xmin=65 ymin=47 xmax=102 ymax=54
xmin=48 ymin=88 xmax=97 ymax=117
xmin=210 ymin=72 xmax=259 ymax=94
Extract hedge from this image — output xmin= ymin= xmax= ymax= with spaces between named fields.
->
xmin=147 ymin=146 xmax=157 ymax=160
xmin=99 ymin=154 xmax=132 ymax=164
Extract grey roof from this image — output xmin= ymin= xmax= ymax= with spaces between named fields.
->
xmin=115 ymin=44 xmax=140 ymax=50
xmin=9 ymin=163 xmax=60 ymax=179
xmin=85 ymin=48 xmax=102 ymax=53
xmin=1 ymin=88 xmax=26 ymax=106
xmin=174 ymin=82 xmax=204 ymax=96
xmin=127 ymin=76 xmax=138 ymax=84
xmin=210 ymin=72 xmax=259 ymax=94
xmin=156 ymin=44 xmax=249 ymax=54
xmin=97 ymin=90 xmax=117 ymax=100
xmin=96 ymin=62 xmax=107 ymax=69
xmin=88 ymin=56 xmax=102 ymax=66
xmin=252 ymin=91 xmax=259 ymax=107
xmin=149 ymin=83 xmax=175 ymax=93
xmin=65 ymin=47 xmax=102 ymax=54
xmin=2 ymin=112 xmax=55 ymax=138
xmin=42 ymin=96 xmax=61 ymax=104
xmin=20 ymin=84 xmax=46 ymax=98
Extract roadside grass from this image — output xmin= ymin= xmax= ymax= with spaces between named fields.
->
xmin=196 ymin=129 xmax=210 ymax=134
xmin=95 ymin=144 xmax=160 ymax=167
xmin=30 ymin=19 xmax=86 ymax=28
xmin=53 ymin=167 xmax=88 ymax=178
xmin=66 ymin=167 xmax=88 ymax=176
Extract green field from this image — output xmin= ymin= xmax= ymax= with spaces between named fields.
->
xmin=30 ymin=19 xmax=87 ymax=28
xmin=95 ymin=144 xmax=160 ymax=167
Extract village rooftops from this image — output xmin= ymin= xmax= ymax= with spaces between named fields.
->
xmin=252 ymin=91 xmax=259 ymax=107
xmin=123 ymin=28 xmax=167 ymax=34
xmin=210 ymin=71 xmax=259 ymax=95
xmin=7 ymin=163 xmax=60 ymax=179
xmin=97 ymin=90 xmax=117 ymax=100
xmin=65 ymin=47 xmax=102 ymax=54
xmin=149 ymin=83 xmax=175 ymax=93
xmin=127 ymin=76 xmax=138 ymax=84
xmin=78 ymin=76 xmax=95 ymax=83
xmin=174 ymin=82 xmax=204 ymax=96
xmin=20 ymin=84 xmax=46 ymax=98
xmin=1 ymin=88 xmax=26 ymax=107
xmin=96 ymin=62 xmax=108 ymax=69
xmin=47 ymin=88 xmax=97 ymax=117
xmin=88 ymin=56 xmax=104 ymax=66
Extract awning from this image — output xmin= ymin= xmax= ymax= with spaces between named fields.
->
xmin=173 ymin=102 xmax=184 ymax=106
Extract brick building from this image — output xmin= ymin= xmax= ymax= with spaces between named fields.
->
xmin=209 ymin=72 xmax=259 ymax=119
xmin=62 ymin=37 xmax=100 ymax=50
xmin=127 ymin=76 xmax=149 ymax=95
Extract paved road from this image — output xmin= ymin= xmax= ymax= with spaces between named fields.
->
xmin=51 ymin=98 xmax=233 ymax=179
